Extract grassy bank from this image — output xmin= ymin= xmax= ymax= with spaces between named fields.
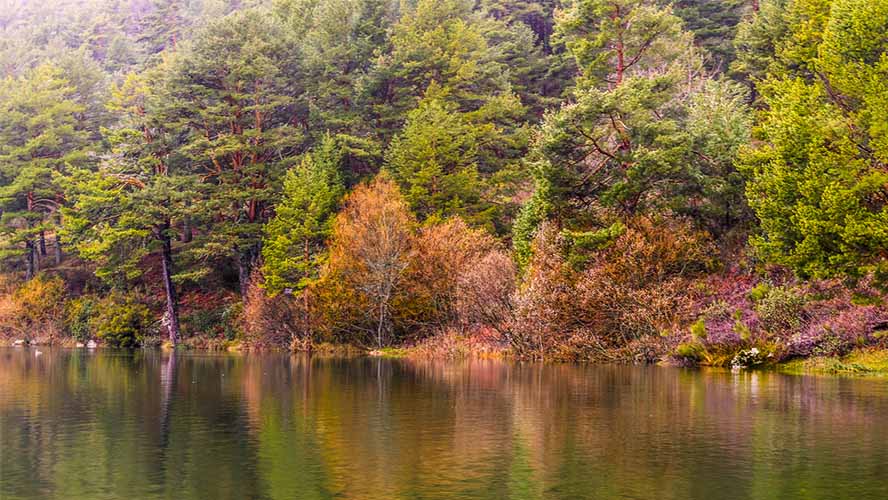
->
xmin=777 ymin=349 xmax=888 ymax=376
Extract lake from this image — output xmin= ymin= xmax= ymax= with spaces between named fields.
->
xmin=1 ymin=348 xmax=887 ymax=499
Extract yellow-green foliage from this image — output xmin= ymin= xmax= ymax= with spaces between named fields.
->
xmin=748 ymin=283 xmax=771 ymax=302
xmin=675 ymin=341 xmax=704 ymax=361
xmin=64 ymin=296 xmax=96 ymax=341
xmin=690 ymin=318 xmax=707 ymax=339
xmin=780 ymin=349 xmax=888 ymax=376
xmin=90 ymin=295 xmax=153 ymax=348
xmin=13 ymin=275 xmax=66 ymax=326
xmin=0 ymin=276 xmax=67 ymax=338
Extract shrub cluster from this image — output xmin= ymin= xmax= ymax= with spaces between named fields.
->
xmin=511 ymin=217 xmax=715 ymax=360
xmin=0 ymin=275 xmax=66 ymax=341
xmin=672 ymin=275 xmax=888 ymax=367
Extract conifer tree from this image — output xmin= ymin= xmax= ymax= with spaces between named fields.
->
xmin=0 ymin=64 xmax=89 ymax=279
xmin=364 ymin=0 xmax=515 ymax=142
xmin=513 ymin=0 xmax=750 ymax=265
xmin=384 ymin=84 xmax=527 ymax=230
xmin=61 ymin=70 xmax=193 ymax=344
xmin=741 ymin=0 xmax=888 ymax=283
xmin=262 ymin=135 xmax=344 ymax=297
xmin=163 ymin=10 xmax=304 ymax=300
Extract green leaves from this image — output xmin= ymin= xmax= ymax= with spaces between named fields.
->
xmin=384 ymin=86 xmax=528 ymax=231
xmin=0 ymin=63 xmax=93 ymax=274
xmin=513 ymin=0 xmax=753 ymax=266
xmin=556 ymin=0 xmax=689 ymax=87
xmin=262 ymin=136 xmax=345 ymax=295
xmin=741 ymin=1 xmax=888 ymax=283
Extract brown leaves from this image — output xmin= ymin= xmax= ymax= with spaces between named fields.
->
xmin=512 ymin=216 xmax=714 ymax=360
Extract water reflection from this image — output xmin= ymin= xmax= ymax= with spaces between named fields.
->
xmin=1 ymin=349 xmax=887 ymax=500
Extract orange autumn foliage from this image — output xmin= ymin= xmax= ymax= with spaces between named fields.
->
xmin=314 ymin=176 xmax=515 ymax=348
xmin=512 ymin=217 xmax=715 ymax=359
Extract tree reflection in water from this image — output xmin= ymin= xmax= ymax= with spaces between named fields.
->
xmin=1 ymin=349 xmax=888 ymax=500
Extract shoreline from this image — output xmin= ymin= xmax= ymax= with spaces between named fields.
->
xmin=6 ymin=336 xmax=888 ymax=376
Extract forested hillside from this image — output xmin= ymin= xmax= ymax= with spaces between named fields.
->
xmin=1 ymin=0 xmax=887 ymax=366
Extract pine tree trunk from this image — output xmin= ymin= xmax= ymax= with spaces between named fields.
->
xmin=180 ymin=214 xmax=193 ymax=243
xmin=33 ymin=242 xmax=40 ymax=272
xmin=237 ymin=246 xmax=259 ymax=303
xmin=25 ymin=240 xmax=36 ymax=280
xmin=54 ymin=234 xmax=63 ymax=265
xmin=159 ymin=222 xmax=181 ymax=345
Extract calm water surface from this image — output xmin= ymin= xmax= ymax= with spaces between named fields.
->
xmin=1 ymin=348 xmax=888 ymax=500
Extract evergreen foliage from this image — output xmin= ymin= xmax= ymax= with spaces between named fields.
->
xmin=2 ymin=0 xmax=886 ymax=350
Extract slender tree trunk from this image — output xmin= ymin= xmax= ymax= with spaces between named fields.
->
xmin=25 ymin=192 xmax=37 ymax=279
xmin=616 ymin=40 xmax=624 ymax=86
xmin=38 ymin=230 xmax=47 ymax=256
xmin=376 ymin=300 xmax=386 ymax=349
xmin=54 ymin=233 xmax=63 ymax=265
xmin=33 ymin=241 xmax=41 ymax=272
xmin=303 ymin=239 xmax=312 ymax=352
xmin=25 ymin=240 xmax=36 ymax=280
xmin=159 ymin=222 xmax=181 ymax=345
xmin=237 ymin=246 xmax=259 ymax=303
xmin=613 ymin=8 xmax=625 ymax=87
xmin=180 ymin=212 xmax=192 ymax=243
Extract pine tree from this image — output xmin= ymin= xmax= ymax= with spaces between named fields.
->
xmin=513 ymin=0 xmax=751 ymax=264
xmin=385 ymin=91 xmax=484 ymax=224
xmin=262 ymin=135 xmax=344 ymax=297
xmin=672 ymin=0 xmax=750 ymax=70
xmin=276 ymin=0 xmax=393 ymax=180
xmin=163 ymin=9 xmax=304 ymax=300
xmin=61 ymin=71 xmax=194 ymax=344
xmin=0 ymin=63 xmax=89 ymax=279
xmin=479 ymin=0 xmax=560 ymax=52
xmin=135 ymin=0 xmax=189 ymax=56
xmin=555 ymin=0 xmax=689 ymax=87
xmin=363 ymin=0 xmax=515 ymax=142
xmin=740 ymin=0 xmax=888 ymax=283
xmin=384 ymin=84 xmax=527 ymax=231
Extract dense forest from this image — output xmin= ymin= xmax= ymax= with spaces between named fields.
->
xmin=1 ymin=0 xmax=886 ymax=366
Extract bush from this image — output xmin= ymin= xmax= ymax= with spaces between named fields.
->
xmin=408 ymin=219 xmax=511 ymax=335
xmin=91 ymin=295 xmax=154 ymax=348
xmin=0 ymin=275 xmax=67 ymax=340
xmin=64 ymin=296 xmax=96 ymax=341
xmin=511 ymin=216 xmax=715 ymax=360
xmin=690 ymin=318 xmax=707 ymax=339
xmin=242 ymin=275 xmax=304 ymax=349
xmin=182 ymin=305 xmax=241 ymax=340
xmin=315 ymin=180 xmax=513 ymax=348
xmin=674 ymin=341 xmax=704 ymax=362
xmin=455 ymin=248 xmax=515 ymax=335
xmin=789 ymin=306 xmax=880 ymax=357
xmin=755 ymin=285 xmax=806 ymax=332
